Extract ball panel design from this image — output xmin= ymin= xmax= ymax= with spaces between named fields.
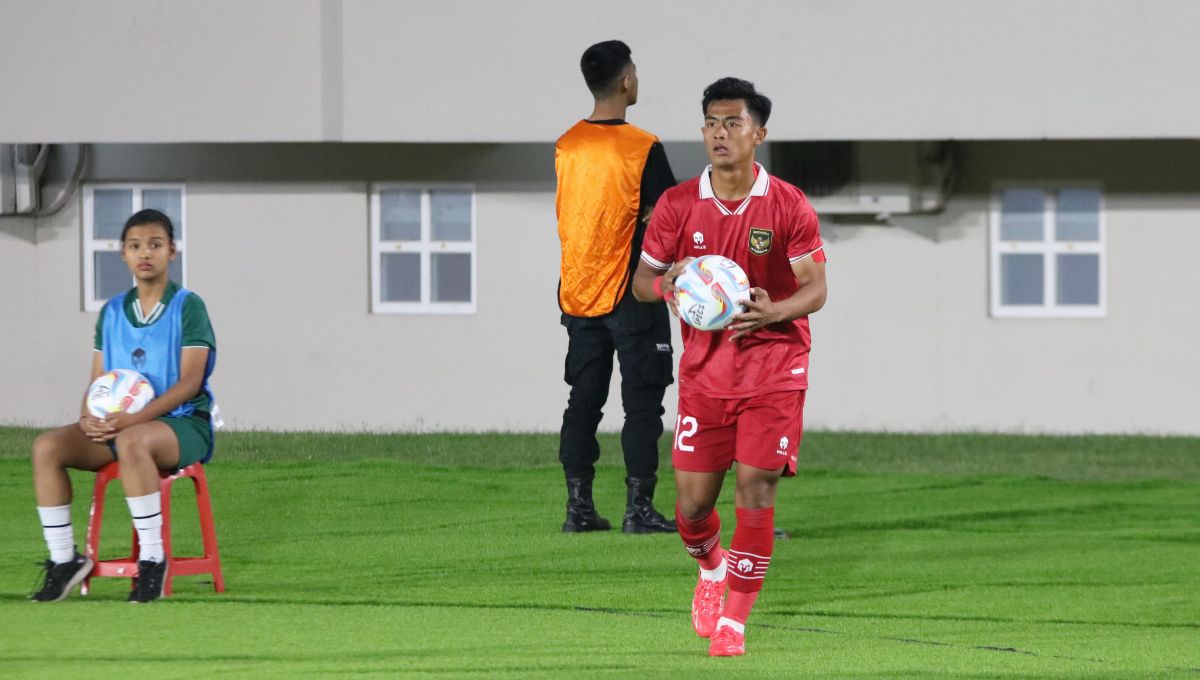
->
xmin=86 ymin=369 xmax=156 ymax=418
xmin=674 ymin=256 xmax=751 ymax=331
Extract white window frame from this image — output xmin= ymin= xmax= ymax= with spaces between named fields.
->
xmin=370 ymin=183 xmax=477 ymax=314
xmin=82 ymin=184 xmax=187 ymax=312
xmin=989 ymin=184 xmax=1106 ymax=319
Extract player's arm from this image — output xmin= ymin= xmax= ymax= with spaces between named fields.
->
xmin=632 ymin=256 xmax=695 ymax=316
xmin=97 ymin=347 xmax=210 ymax=438
xmin=729 ymin=256 xmax=827 ymax=341
xmin=79 ymin=351 xmax=108 ymax=441
xmin=637 ymin=142 xmax=677 ymax=226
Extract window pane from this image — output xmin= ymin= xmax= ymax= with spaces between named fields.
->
xmin=431 ymin=191 xmax=471 ymax=242
xmin=1055 ymin=188 xmax=1100 ymax=242
xmin=168 ymin=256 xmax=183 ymax=285
xmin=143 ymin=189 xmax=184 ymax=240
xmin=95 ymin=251 xmax=131 ymax=301
xmin=380 ymin=191 xmax=421 ymax=241
xmin=999 ymin=189 xmax=1044 ymax=242
xmin=94 ymin=189 xmax=133 ymax=240
xmin=432 ymin=253 xmax=471 ymax=302
xmin=1000 ymin=253 xmax=1043 ymax=305
xmin=1057 ymin=254 xmax=1099 ymax=305
xmin=381 ymin=253 xmax=421 ymax=302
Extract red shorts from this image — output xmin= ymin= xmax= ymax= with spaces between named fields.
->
xmin=671 ymin=390 xmax=806 ymax=477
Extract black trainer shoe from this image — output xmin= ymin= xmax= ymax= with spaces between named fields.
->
xmin=562 ymin=477 xmax=612 ymax=532
xmin=29 ymin=552 xmax=93 ymax=602
xmin=621 ymin=476 xmax=677 ymax=534
xmin=128 ymin=559 xmax=168 ymax=603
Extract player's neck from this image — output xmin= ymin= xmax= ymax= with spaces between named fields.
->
xmin=709 ymin=161 xmax=758 ymax=201
xmin=135 ymin=278 xmax=168 ymax=311
xmin=588 ymin=97 xmax=628 ymax=122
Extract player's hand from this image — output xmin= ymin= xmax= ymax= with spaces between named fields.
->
xmin=661 ymin=257 xmax=695 ymax=317
xmin=78 ymin=415 xmax=108 ymax=441
xmin=728 ymin=288 xmax=783 ymax=340
xmin=96 ymin=412 xmax=139 ymax=441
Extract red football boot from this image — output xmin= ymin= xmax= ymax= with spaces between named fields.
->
xmin=691 ymin=573 xmax=727 ymax=638
xmin=708 ymin=625 xmax=745 ymax=657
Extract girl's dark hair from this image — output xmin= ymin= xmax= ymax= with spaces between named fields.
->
xmin=121 ymin=209 xmax=175 ymax=243
xmin=702 ymin=77 xmax=772 ymax=126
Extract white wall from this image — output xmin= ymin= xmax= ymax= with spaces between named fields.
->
xmin=10 ymin=178 xmax=670 ymax=433
xmin=5 ymin=0 xmax=1200 ymax=143
xmin=813 ymin=197 xmax=1198 ymax=434
xmin=4 ymin=140 xmax=1198 ymax=435
xmin=811 ymin=141 xmax=1200 ymax=434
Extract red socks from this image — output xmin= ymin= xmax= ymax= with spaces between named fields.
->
xmin=675 ymin=505 xmax=724 ymax=570
xmin=678 ymin=504 xmax=777 ymax=625
xmin=723 ymin=506 xmax=775 ymax=624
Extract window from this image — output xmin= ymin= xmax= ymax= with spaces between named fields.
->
xmin=370 ymin=185 xmax=476 ymax=314
xmin=990 ymin=186 xmax=1104 ymax=318
xmin=82 ymin=184 xmax=186 ymax=311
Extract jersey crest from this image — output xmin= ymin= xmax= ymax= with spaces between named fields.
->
xmin=748 ymin=228 xmax=773 ymax=255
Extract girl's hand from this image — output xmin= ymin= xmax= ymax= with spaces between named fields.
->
xmin=97 ymin=412 xmax=140 ymax=441
xmin=78 ymin=414 xmax=109 ymax=441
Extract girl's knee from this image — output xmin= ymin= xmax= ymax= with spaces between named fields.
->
xmin=32 ymin=431 xmax=67 ymax=465
xmin=114 ymin=428 xmax=154 ymax=461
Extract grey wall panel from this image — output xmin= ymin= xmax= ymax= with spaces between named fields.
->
xmin=4 ymin=1 xmax=1200 ymax=142
xmin=1 ymin=0 xmax=325 ymax=142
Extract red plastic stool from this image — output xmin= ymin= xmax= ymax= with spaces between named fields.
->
xmin=81 ymin=461 xmax=225 ymax=596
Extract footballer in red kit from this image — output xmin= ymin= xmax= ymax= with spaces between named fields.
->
xmin=632 ymin=77 xmax=827 ymax=657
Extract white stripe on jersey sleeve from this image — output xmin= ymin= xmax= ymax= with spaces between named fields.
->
xmin=640 ymin=251 xmax=671 ymax=270
xmin=789 ymin=245 xmax=825 ymax=263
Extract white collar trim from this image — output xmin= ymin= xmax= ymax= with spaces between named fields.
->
xmin=698 ymin=162 xmax=770 ymax=215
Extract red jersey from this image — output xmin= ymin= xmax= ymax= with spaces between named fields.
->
xmin=641 ymin=163 xmax=824 ymax=398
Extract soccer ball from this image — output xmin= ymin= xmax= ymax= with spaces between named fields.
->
xmin=86 ymin=369 xmax=155 ymax=418
xmin=673 ymin=255 xmax=751 ymax=331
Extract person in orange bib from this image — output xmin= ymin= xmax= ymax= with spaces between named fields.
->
xmin=556 ymin=40 xmax=678 ymax=534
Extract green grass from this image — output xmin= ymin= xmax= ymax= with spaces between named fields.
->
xmin=0 ymin=427 xmax=1197 ymax=678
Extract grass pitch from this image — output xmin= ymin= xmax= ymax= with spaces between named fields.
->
xmin=0 ymin=428 xmax=1197 ymax=678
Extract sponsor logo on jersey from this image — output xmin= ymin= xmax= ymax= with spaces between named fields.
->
xmin=749 ymin=228 xmax=773 ymax=255
xmin=692 ymin=231 xmax=707 ymax=250
xmin=132 ymin=347 xmax=146 ymax=370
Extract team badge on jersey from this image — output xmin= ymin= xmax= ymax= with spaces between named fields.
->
xmin=748 ymin=228 xmax=773 ymax=255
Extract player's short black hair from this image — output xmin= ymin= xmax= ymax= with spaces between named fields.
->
xmin=121 ymin=209 xmax=175 ymax=243
xmin=580 ymin=40 xmax=633 ymax=96
xmin=702 ymin=77 xmax=772 ymax=126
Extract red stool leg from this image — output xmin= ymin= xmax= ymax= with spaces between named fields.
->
xmin=82 ymin=462 xmax=117 ymax=596
xmin=193 ymin=466 xmax=225 ymax=592
xmin=160 ymin=471 xmax=175 ymax=597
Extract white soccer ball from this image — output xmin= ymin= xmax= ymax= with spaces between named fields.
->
xmin=86 ymin=369 xmax=155 ymax=418
xmin=673 ymin=255 xmax=752 ymax=331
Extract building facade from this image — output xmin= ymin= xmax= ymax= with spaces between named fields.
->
xmin=2 ymin=1 xmax=1197 ymax=434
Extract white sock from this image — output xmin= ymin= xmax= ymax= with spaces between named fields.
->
xmin=126 ymin=492 xmax=164 ymax=564
xmin=716 ymin=617 xmax=745 ymax=634
xmin=700 ymin=560 xmax=727 ymax=582
xmin=38 ymin=505 xmax=75 ymax=564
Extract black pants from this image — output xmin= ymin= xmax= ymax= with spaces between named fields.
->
xmin=559 ymin=293 xmax=674 ymax=480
